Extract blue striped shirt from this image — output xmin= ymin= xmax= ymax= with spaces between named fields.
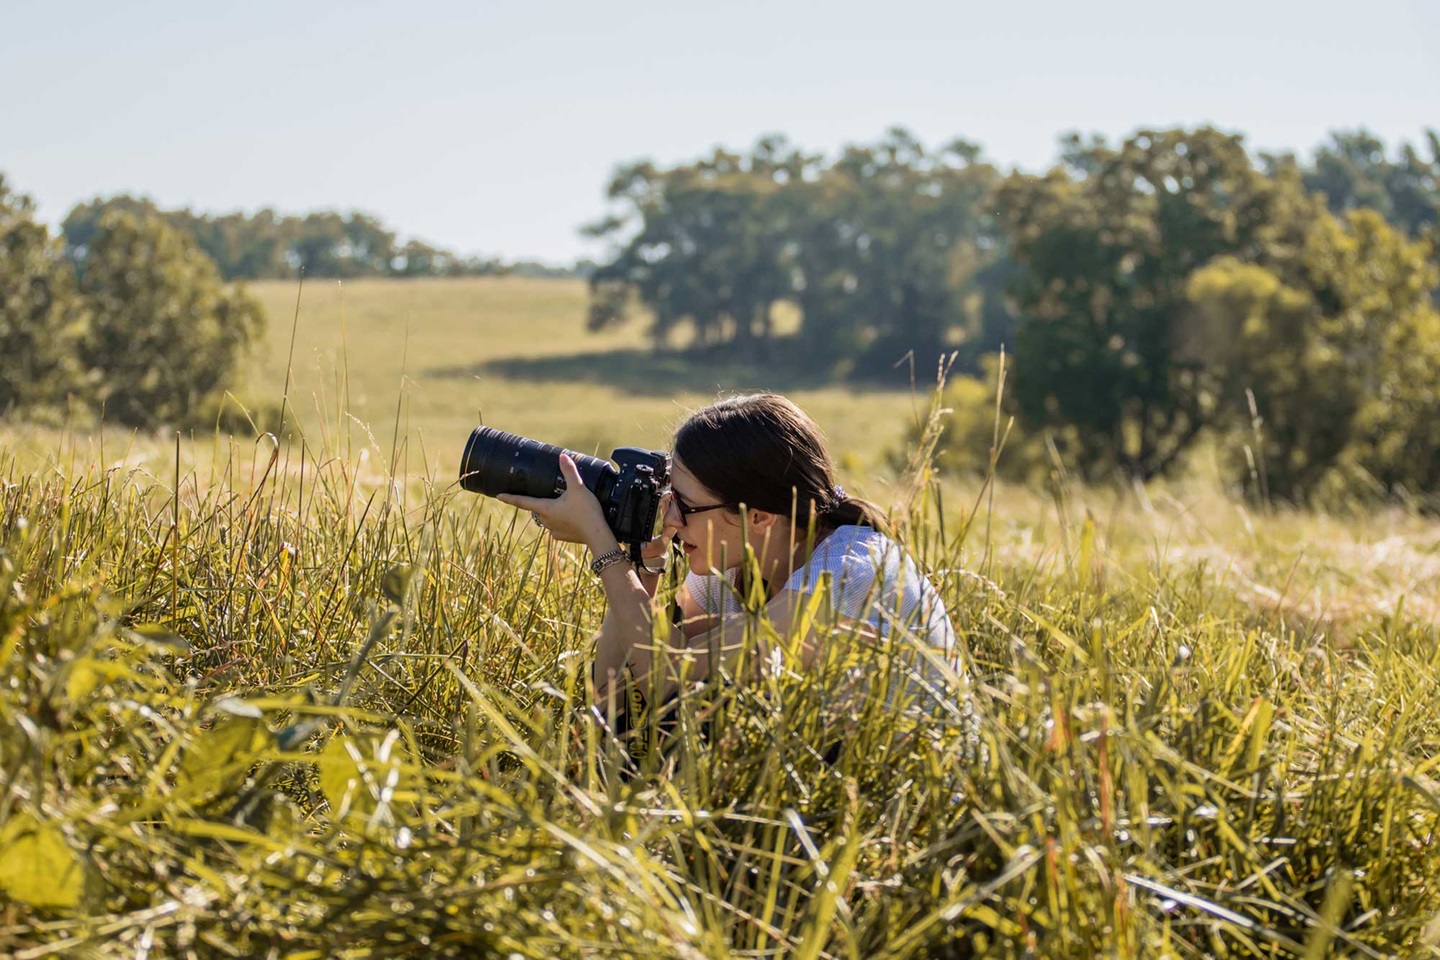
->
xmin=683 ymin=525 xmax=964 ymax=696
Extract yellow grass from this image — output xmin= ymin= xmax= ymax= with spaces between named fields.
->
xmin=4 ymin=276 xmax=1439 ymax=638
xmin=2 ymin=278 xmax=1438 ymax=955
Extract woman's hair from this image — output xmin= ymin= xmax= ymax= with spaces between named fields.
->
xmin=673 ymin=393 xmax=888 ymax=532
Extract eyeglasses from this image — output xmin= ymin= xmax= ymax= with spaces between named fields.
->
xmin=668 ymin=490 xmax=737 ymax=521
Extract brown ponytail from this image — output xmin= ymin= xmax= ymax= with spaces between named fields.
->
xmin=823 ymin=492 xmax=889 ymax=532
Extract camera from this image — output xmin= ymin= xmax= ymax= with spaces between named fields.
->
xmin=459 ymin=426 xmax=671 ymax=560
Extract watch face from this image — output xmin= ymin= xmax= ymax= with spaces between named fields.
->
xmin=640 ymin=551 xmax=669 ymax=576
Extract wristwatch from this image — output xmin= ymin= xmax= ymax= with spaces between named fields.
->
xmin=639 ymin=550 xmax=669 ymax=576
xmin=590 ymin=548 xmax=630 ymax=576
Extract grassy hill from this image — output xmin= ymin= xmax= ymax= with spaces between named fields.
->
xmin=242 ymin=277 xmax=928 ymax=486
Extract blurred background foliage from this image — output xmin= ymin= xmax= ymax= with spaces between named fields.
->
xmin=2 ymin=125 xmax=1439 ymax=500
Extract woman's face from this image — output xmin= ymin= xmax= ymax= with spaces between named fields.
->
xmin=667 ymin=458 xmax=750 ymax=576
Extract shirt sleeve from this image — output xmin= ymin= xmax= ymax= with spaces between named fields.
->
xmin=784 ymin=530 xmax=938 ymax=634
xmin=784 ymin=530 xmax=887 ymax=622
xmin=782 ymin=529 xmax=967 ymax=707
xmin=826 ymin=538 xmax=899 ymax=623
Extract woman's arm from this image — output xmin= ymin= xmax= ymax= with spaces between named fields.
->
xmin=590 ymin=574 xmax=719 ymax=698
xmin=492 ymin=457 xmax=856 ymax=704
xmin=588 ymin=547 xmax=659 ymax=691
xmin=590 ymin=514 xmax=730 ymax=690
xmin=496 ymin=454 xmax=719 ymax=695
xmin=496 ymin=454 xmax=653 ymax=689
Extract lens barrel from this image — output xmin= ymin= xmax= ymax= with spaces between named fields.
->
xmin=459 ymin=426 xmax=616 ymax=500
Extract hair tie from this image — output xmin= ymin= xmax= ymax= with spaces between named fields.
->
xmin=817 ymin=485 xmax=847 ymax=515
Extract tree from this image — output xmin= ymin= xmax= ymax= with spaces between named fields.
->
xmin=287 ymin=212 xmax=352 ymax=278
xmin=62 ymin=195 xmax=164 ymax=268
xmin=284 ymin=211 xmax=399 ymax=278
xmin=186 ymin=209 xmax=291 ymax=280
xmin=63 ymin=196 xmax=468 ymax=280
xmin=393 ymin=239 xmax=451 ymax=276
xmin=1294 ymin=128 xmax=1440 ymax=239
xmin=65 ymin=196 xmax=292 ymax=280
xmin=76 ymin=209 xmax=264 ymax=427
xmin=585 ymin=131 xmax=1008 ymax=371
xmin=1181 ymin=210 xmax=1440 ymax=501
xmin=1351 ymin=299 xmax=1440 ymax=499
xmin=340 ymin=212 xmax=398 ymax=276
xmin=0 ymin=175 xmax=87 ymax=415
xmin=789 ymin=130 xmax=1005 ymax=372
xmin=996 ymin=127 xmax=1319 ymax=480
xmin=585 ymin=139 xmax=812 ymax=354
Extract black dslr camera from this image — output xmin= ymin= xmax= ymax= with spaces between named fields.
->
xmin=459 ymin=426 xmax=671 ymax=561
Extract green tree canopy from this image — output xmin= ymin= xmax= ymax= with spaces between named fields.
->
xmin=1182 ymin=209 xmax=1440 ymax=501
xmin=62 ymin=197 xmax=519 ymax=281
xmin=1286 ymin=128 xmax=1440 ymax=239
xmin=788 ymin=130 xmax=1005 ymax=370
xmin=586 ymin=131 xmax=1010 ymax=372
xmin=0 ymin=175 xmax=86 ymax=415
xmin=76 ymin=209 xmax=264 ymax=427
xmin=996 ymin=127 xmax=1320 ymax=480
xmin=585 ymin=137 xmax=815 ymax=355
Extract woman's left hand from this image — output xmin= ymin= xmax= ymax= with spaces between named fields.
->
xmin=497 ymin=453 xmax=614 ymax=550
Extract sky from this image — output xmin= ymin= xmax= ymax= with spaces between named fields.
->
xmin=3 ymin=0 xmax=1437 ymax=265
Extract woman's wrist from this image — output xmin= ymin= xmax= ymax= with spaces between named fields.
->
xmin=585 ymin=527 xmax=622 ymax=559
xmin=635 ymin=567 xmax=661 ymax=598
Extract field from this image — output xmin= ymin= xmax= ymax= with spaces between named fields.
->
xmin=242 ymin=277 xmax=928 ymax=481
xmin=1 ymin=278 xmax=1439 ymax=957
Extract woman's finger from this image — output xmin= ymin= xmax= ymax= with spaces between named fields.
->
xmin=558 ymin=453 xmax=584 ymax=491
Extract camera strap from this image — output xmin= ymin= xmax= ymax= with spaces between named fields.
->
xmin=622 ymin=664 xmax=651 ymax=764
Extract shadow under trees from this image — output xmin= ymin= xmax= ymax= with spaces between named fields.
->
xmin=424 ymin=340 xmax=924 ymax=397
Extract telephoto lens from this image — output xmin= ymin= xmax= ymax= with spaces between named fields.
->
xmin=458 ymin=426 xmax=671 ymax=552
xmin=458 ymin=426 xmax=615 ymax=500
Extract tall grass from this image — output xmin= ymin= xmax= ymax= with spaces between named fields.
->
xmin=1 ymin=389 xmax=1439 ymax=957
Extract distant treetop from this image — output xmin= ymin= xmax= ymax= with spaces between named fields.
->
xmin=59 ymin=198 xmax=586 ymax=282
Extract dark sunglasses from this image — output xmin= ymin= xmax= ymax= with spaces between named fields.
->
xmin=668 ymin=490 xmax=737 ymax=520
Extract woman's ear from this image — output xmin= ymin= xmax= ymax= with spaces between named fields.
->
xmin=743 ymin=507 xmax=781 ymax=535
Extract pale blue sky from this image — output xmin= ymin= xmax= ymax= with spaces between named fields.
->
xmin=3 ymin=0 xmax=1436 ymax=264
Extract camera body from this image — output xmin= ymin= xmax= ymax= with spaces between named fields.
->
xmin=459 ymin=426 xmax=670 ymax=556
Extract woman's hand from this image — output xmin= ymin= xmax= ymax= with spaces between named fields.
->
xmin=497 ymin=454 xmax=613 ymax=551
xmin=641 ymin=498 xmax=682 ymax=566
xmin=636 ymin=508 xmax=683 ymax=595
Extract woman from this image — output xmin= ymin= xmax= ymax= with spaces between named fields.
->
xmin=499 ymin=393 xmax=963 ymax=713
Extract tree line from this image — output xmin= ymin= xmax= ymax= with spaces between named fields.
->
xmin=1 ymin=176 xmax=264 ymax=427
xmin=61 ymin=196 xmax=588 ymax=281
xmin=587 ymin=132 xmax=1011 ymax=370
xmin=4 ymin=124 xmax=1439 ymax=504
xmin=0 ymin=184 xmax=586 ymax=429
xmin=588 ymin=127 xmax=1440 ymax=503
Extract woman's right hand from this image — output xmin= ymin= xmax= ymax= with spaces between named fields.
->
xmin=637 ymin=515 xmax=683 ymax=596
